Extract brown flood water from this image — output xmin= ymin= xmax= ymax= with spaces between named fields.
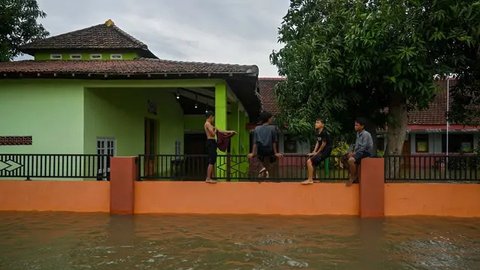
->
xmin=0 ymin=212 xmax=479 ymax=269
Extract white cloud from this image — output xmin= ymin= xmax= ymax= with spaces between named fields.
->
xmin=34 ymin=0 xmax=289 ymax=77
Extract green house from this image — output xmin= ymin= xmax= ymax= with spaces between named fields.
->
xmin=0 ymin=20 xmax=260 ymax=160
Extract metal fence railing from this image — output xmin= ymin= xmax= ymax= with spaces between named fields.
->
xmin=385 ymin=155 xmax=480 ymax=182
xmin=0 ymin=154 xmax=111 ymax=180
xmin=137 ymin=154 xmax=349 ymax=181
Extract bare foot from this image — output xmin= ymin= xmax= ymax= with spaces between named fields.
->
xmin=346 ymin=178 xmax=354 ymax=187
xmin=301 ymin=179 xmax=314 ymax=185
xmin=205 ymin=179 xmax=217 ymax=184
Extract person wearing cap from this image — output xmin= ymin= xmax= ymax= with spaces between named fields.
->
xmin=345 ymin=117 xmax=373 ymax=186
xmin=204 ymin=111 xmax=235 ymax=183
xmin=247 ymin=111 xmax=282 ymax=178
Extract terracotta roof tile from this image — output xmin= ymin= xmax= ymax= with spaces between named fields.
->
xmin=259 ymin=78 xmax=463 ymax=125
xmin=0 ymin=59 xmax=259 ymax=76
xmin=20 ymin=20 xmax=156 ymax=58
xmin=258 ymin=77 xmax=284 ymax=115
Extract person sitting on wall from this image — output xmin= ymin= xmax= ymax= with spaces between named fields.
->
xmin=344 ymin=117 xmax=373 ymax=186
xmin=302 ymin=117 xmax=333 ymax=185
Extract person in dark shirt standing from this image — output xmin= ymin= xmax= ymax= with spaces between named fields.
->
xmin=345 ymin=117 xmax=374 ymax=186
xmin=248 ymin=111 xmax=282 ymax=178
xmin=302 ymin=118 xmax=333 ymax=185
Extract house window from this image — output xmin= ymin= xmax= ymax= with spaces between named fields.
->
xmin=415 ymin=134 xmax=429 ymax=153
xmin=284 ymin=134 xmax=297 ymax=153
xmin=90 ymin=54 xmax=102 ymax=60
xmin=50 ymin=54 xmax=62 ymax=60
xmin=110 ymin=54 xmax=123 ymax=60
xmin=69 ymin=54 xmax=82 ymax=60
xmin=96 ymin=137 xmax=115 ymax=180
xmin=442 ymin=134 xmax=474 ymax=153
xmin=97 ymin=137 xmax=116 ymax=156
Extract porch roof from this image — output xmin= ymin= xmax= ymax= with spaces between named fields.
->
xmin=0 ymin=59 xmax=261 ymax=121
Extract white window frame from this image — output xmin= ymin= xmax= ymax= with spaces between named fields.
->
xmin=69 ymin=54 xmax=82 ymax=60
xmin=90 ymin=54 xmax=102 ymax=60
xmin=110 ymin=54 xmax=123 ymax=60
xmin=96 ymin=137 xmax=116 ymax=179
xmin=50 ymin=54 xmax=62 ymax=60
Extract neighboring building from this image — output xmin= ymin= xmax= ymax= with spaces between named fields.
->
xmin=258 ymin=77 xmax=480 ymax=155
xmin=407 ymin=79 xmax=479 ymax=155
xmin=0 ymin=20 xmax=260 ymax=160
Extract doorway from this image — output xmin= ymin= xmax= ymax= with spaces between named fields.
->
xmin=144 ymin=118 xmax=158 ymax=176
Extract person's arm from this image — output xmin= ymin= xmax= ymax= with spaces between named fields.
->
xmin=309 ymin=141 xmax=320 ymax=156
xmin=247 ymin=143 xmax=257 ymax=159
xmin=273 ymin=128 xmax=282 ymax=158
xmin=247 ymin=130 xmax=258 ymax=158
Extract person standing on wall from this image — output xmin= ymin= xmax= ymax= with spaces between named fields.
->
xmin=204 ymin=111 xmax=235 ymax=183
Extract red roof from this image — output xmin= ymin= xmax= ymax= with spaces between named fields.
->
xmin=258 ymin=78 xmax=476 ymax=127
xmin=257 ymin=77 xmax=284 ymax=115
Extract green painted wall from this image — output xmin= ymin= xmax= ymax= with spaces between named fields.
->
xmin=0 ymin=80 xmax=84 ymax=154
xmin=0 ymin=78 xmax=238 ymax=158
xmin=84 ymin=88 xmax=184 ymax=155
xmin=184 ymin=115 xmax=205 ymax=133
xmin=35 ymin=52 xmax=139 ymax=61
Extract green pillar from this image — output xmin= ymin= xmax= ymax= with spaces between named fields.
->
xmin=229 ymin=102 xmax=239 ymax=155
xmin=215 ymin=82 xmax=228 ymax=141
xmin=215 ymin=82 xmax=228 ymax=180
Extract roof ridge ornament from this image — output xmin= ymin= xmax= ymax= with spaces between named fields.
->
xmin=105 ymin=19 xmax=115 ymax=27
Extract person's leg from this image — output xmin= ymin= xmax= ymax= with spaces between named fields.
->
xmin=346 ymin=157 xmax=357 ymax=186
xmin=302 ymin=158 xmax=315 ymax=184
xmin=205 ymin=140 xmax=217 ymax=183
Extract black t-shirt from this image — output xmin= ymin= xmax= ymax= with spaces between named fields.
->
xmin=316 ymin=129 xmax=333 ymax=153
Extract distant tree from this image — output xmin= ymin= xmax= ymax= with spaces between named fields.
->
xmin=0 ymin=0 xmax=48 ymax=61
xmin=271 ymin=0 xmax=480 ymax=156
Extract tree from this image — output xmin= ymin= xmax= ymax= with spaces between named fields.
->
xmin=271 ymin=0 xmax=480 ymax=155
xmin=0 ymin=0 xmax=48 ymax=61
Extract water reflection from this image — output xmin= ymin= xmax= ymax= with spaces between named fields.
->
xmin=0 ymin=213 xmax=479 ymax=269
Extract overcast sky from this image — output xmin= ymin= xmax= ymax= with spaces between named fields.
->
xmin=29 ymin=0 xmax=290 ymax=77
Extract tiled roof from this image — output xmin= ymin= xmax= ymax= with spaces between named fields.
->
xmin=259 ymin=78 xmax=463 ymax=126
xmin=20 ymin=20 xmax=156 ymax=58
xmin=0 ymin=59 xmax=259 ymax=77
xmin=258 ymin=77 xmax=284 ymax=115
xmin=408 ymin=80 xmax=452 ymax=125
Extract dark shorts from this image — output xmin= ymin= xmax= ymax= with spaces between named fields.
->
xmin=206 ymin=139 xmax=217 ymax=165
xmin=257 ymin=145 xmax=276 ymax=163
xmin=353 ymin=151 xmax=371 ymax=164
xmin=310 ymin=150 xmax=331 ymax=166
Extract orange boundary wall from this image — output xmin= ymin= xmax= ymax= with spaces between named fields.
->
xmin=1 ymin=157 xmax=480 ymax=217
xmin=135 ymin=182 xmax=359 ymax=215
xmin=385 ymin=183 xmax=480 ymax=217
xmin=0 ymin=181 xmax=109 ymax=212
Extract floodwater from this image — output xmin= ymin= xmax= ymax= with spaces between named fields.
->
xmin=0 ymin=213 xmax=479 ymax=270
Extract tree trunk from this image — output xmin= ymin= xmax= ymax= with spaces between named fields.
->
xmin=386 ymin=95 xmax=408 ymax=178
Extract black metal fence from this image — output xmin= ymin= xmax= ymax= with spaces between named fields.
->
xmin=385 ymin=155 xmax=480 ymax=182
xmin=0 ymin=154 xmax=111 ymax=180
xmin=137 ymin=154 xmax=349 ymax=181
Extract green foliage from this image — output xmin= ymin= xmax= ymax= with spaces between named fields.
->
xmin=0 ymin=0 xmax=48 ymax=61
xmin=271 ymin=0 xmax=480 ymax=142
